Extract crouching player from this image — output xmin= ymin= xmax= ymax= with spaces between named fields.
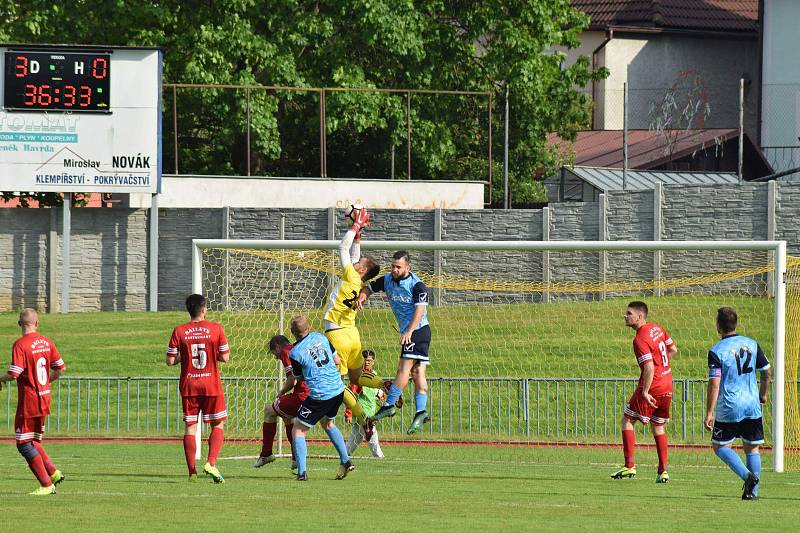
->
xmin=0 ymin=309 xmax=66 ymax=495
xmin=254 ymin=334 xmax=310 ymax=472
xmin=346 ymin=350 xmax=385 ymax=458
xmin=289 ymin=315 xmax=354 ymax=481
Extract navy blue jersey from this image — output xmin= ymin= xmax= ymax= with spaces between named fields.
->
xmin=290 ymin=332 xmax=344 ymax=401
xmin=369 ymin=272 xmax=429 ymax=333
xmin=708 ymin=334 xmax=770 ymax=422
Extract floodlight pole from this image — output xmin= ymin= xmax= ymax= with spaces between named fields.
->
xmin=623 ymin=82 xmax=628 ymax=190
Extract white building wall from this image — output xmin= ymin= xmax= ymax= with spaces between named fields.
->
xmin=129 ymin=176 xmax=485 ymax=209
xmin=595 ymin=35 xmax=759 ymax=133
xmin=762 ymin=0 xmax=800 ymax=148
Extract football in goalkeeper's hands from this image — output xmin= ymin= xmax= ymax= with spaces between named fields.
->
xmin=345 ymin=203 xmax=364 ymax=223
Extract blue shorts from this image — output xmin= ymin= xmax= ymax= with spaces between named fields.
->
xmin=712 ymin=417 xmax=764 ymax=446
xmin=294 ymin=392 xmax=344 ymax=428
xmin=401 ymin=325 xmax=431 ymax=364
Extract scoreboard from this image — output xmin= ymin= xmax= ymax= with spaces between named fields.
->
xmin=0 ymin=45 xmax=161 ymax=194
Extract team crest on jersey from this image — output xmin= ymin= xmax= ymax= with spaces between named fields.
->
xmin=299 ymin=406 xmax=311 ymax=418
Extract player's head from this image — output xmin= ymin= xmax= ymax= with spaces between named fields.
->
xmin=391 ymin=250 xmax=411 ymax=280
xmin=290 ymin=315 xmax=310 ymax=340
xmin=185 ymin=294 xmax=207 ymax=320
xmin=355 ymin=254 xmax=380 ymax=282
xmin=362 ymin=349 xmax=376 ymax=371
xmin=624 ymin=301 xmax=648 ymax=328
xmin=716 ymin=306 xmax=738 ymax=335
xmin=18 ymin=308 xmax=39 ymax=331
xmin=269 ymin=334 xmax=291 ymax=357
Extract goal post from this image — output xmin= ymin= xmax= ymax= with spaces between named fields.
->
xmin=192 ymin=238 xmax=792 ymax=472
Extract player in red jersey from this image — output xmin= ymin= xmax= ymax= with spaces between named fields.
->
xmin=0 ymin=308 xmax=66 ymax=495
xmin=611 ymin=301 xmax=678 ymax=483
xmin=166 ymin=294 xmax=230 ymax=483
xmin=253 ymin=334 xmax=311 ymax=470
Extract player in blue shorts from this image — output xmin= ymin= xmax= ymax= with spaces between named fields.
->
xmin=357 ymin=250 xmax=431 ymax=434
xmin=288 ymin=315 xmax=354 ymax=481
xmin=704 ymin=307 xmax=772 ymax=500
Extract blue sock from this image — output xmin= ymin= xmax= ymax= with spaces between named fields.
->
xmin=715 ymin=446 xmax=750 ymax=481
xmin=324 ymin=425 xmax=349 ymax=464
xmin=414 ymin=391 xmax=427 ymax=413
xmin=746 ymin=452 xmax=761 ymax=496
xmin=292 ymin=435 xmax=307 ymax=475
xmin=385 ymin=384 xmax=402 ymax=407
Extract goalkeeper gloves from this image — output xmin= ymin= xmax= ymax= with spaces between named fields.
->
xmin=346 ymin=204 xmax=370 ymax=239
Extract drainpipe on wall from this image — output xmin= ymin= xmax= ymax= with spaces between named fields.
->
xmin=591 ymin=29 xmax=613 ymax=130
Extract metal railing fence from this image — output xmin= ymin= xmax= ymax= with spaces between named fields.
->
xmin=2 ymin=376 xmax=776 ymax=445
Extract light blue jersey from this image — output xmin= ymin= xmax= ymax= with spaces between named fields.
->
xmin=708 ymin=334 xmax=770 ymax=422
xmin=290 ymin=332 xmax=345 ymax=401
xmin=370 ymin=272 xmax=429 ymax=333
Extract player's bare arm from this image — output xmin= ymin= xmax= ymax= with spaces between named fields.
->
xmin=279 ymin=374 xmax=296 ymax=395
xmin=166 ymin=354 xmax=179 ymax=366
xmin=49 ymin=367 xmax=65 ymax=382
xmin=759 ymin=367 xmax=772 ymax=404
xmin=356 ymin=287 xmax=371 ymax=310
xmin=704 ymin=377 xmax=721 ymax=430
xmin=640 ymin=361 xmax=657 ymax=407
xmin=217 ymin=350 xmax=230 ymax=363
xmin=0 ymin=372 xmax=13 ymax=390
xmin=401 ymin=304 xmax=426 ymax=345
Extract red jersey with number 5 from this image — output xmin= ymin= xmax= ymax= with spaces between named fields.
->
xmin=168 ymin=321 xmax=229 ymax=397
xmin=633 ymin=322 xmax=674 ymax=395
xmin=9 ymin=333 xmax=66 ymax=417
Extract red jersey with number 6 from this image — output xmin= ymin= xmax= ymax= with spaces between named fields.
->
xmin=168 ymin=321 xmax=229 ymax=397
xmin=633 ymin=322 xmax=674 ymax=396
xmin=9 ymin=333 xmax=66 ymax=417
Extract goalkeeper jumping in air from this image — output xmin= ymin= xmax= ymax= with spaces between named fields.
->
xmin=323 ymin=205 xmax=387 ymax=434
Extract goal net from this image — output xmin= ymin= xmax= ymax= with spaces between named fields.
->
xmin=193 ymin=239 xmax=798 ymax=472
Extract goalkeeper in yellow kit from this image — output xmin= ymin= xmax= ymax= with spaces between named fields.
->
xmin=324 ymin=205 xmax=386 ymax=431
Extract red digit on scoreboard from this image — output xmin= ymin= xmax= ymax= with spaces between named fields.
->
xmin=79 ymin=85 xmax=92 ymax=107
xmin=63 ymin=85 xmax=77 ymax=107
xmin=91 ymin=57 xmax=108 ymax=79
xmin=24 ymin=84 xmax=36 ymax=105
xmin=15 ymin=55 xmax=28 ymax=77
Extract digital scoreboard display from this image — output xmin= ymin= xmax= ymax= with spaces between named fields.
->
xmin=3 ymin=50 xmax=111 ymax=112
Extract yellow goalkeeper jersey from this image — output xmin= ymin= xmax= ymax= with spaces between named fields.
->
xmin=324 ymin=263 xmax=362 ymax=328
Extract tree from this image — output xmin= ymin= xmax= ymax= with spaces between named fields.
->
xmin=1 ymin=0 xmax=605 ymax=206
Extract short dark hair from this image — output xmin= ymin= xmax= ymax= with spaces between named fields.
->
xmin=269 ymin=334 xmax=291 ymax=352
xmin=185 ymin=294 xmax=207 ymax=318
xmin=362 ymin=349 xmax=376 ymax=359
xmin=717 ymin=307 xmax=738 ymax=334
xmin=392 ymin=250 xmax=409 ymax=263
xmin=362 ymin=255 xmax=380 ymax=281
xmin=627 ymin=301 xmax=648 ymax=317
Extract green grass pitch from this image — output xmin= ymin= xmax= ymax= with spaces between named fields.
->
xmin=0 ymin=442 xmax=797 ymax=531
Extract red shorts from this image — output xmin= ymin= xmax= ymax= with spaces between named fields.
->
xmin=15 ymin=413 xmax=45 ymax=443
xmin=182 ymin=395 xmax=227 ymax=425
xmin=272 ymin=392 xmax=307 ymax=419
xmin=624 ymin=390 xmax=672 ymax=425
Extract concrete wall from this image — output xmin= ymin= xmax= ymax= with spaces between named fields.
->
xmin=128 ymin=176 xmax=486 ymax=209
xmin=1 ymin=181 xmax=799 ymax=312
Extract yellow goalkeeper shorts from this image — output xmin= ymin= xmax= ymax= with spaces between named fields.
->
xmin=325 ymin=326 xmax=364 ymax=375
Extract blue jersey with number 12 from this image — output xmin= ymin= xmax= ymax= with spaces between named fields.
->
xmin=708 ymin=334 xmax=770 ymax=422
xmin=290 ymin=332 xmax=344 ymax=401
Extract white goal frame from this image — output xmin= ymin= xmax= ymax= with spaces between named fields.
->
xmin=192 ymin=238 xmax=788 ymax=472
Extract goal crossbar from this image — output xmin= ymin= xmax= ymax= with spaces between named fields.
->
xmin=192 ymin=238 xmax=788 ymax=472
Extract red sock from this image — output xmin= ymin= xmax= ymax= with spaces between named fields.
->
xmin=207 ymin=426 xmax=224 ymax=466
xmin=654 ymin=433 xmax=668 ymax=473
xmin=33 ymin=442 xmax=56 ymax=476
xmin=261 ymin=422 xmax=277 ymax=457
xmin=183 ymin=434 xmax=197 ymax=475
xmin=26 ymin=454 xmax=52 ymax=486
xmin=622 ymin=429 xmax=636 ymax=468
xmin=285 ymin=423 xmax=295 ymax=460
